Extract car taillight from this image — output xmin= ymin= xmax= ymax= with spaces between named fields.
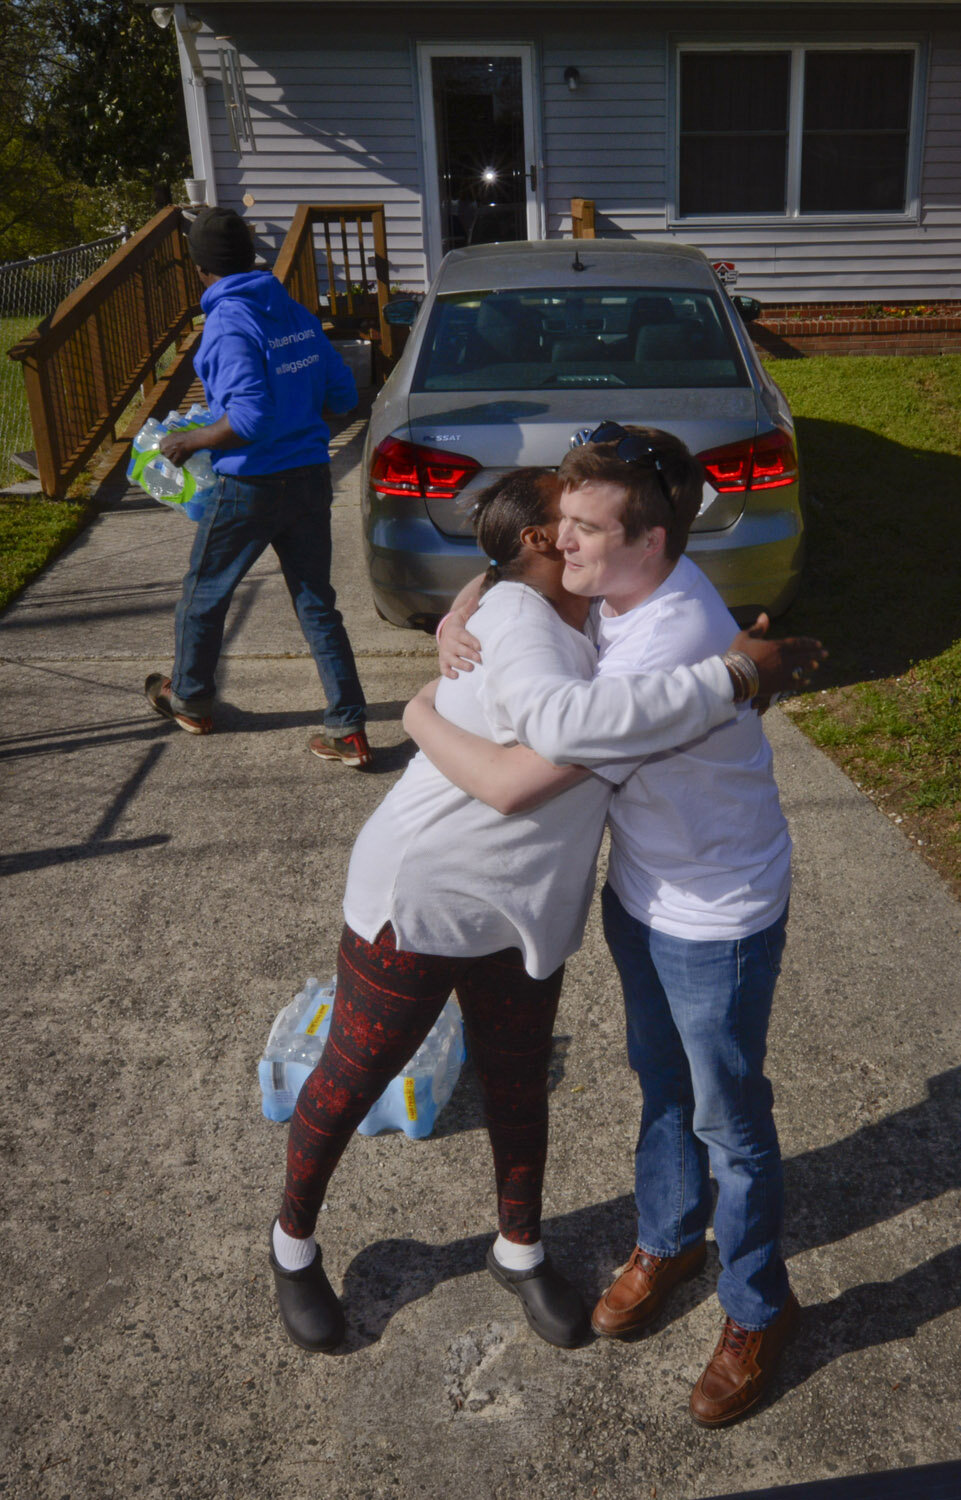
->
xmin=370 ymin=437 xmax=481 ymax=499
xmin=699 ymin=441 xmax=752 ymax=492
xmin=698 ymin=430 xmax=798 ymax=492
xmin=750 ymin=429 xmax=799 ymax=487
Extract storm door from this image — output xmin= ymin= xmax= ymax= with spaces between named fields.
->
xmin=419 ymin=45 xmax=542 ymax=274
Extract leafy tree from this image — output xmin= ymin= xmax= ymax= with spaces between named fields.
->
xmin=44 ymin=0 xmax=190 ymax=205
xmin=0 ymin=2 xmax=81 ymax=257
xmin=0 ymin=0 xmax=190 ymax=260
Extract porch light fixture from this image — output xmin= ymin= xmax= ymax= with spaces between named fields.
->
xmin=482 ymin=168 xmax=498 ymax=184
xmin=151 ymin=5 xmax=201 ymax=30
xmin=564 ymin=66 xmax=581 ymax=93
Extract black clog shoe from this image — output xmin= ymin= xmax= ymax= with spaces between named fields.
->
xmin=269 ymin=1219 xmax=346 ymax=1353
xmin=486 ymin=1247 xmax=590 ymax=1349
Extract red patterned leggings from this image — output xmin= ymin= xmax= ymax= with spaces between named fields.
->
xmin=280 ymin=923 xmax=564 ymax=1245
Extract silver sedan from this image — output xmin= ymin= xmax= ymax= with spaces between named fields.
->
xmin=362 ymin=240 xmax=804 ymax=629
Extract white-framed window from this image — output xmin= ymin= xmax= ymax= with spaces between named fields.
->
xmin=673 ymin=43 xmax=921 ymax=221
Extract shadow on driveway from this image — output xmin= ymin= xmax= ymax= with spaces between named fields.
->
xmin=331 ymin=1068 xmax=961 ymax=1408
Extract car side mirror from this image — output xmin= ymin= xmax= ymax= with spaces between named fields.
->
xmin=731 ymin=295 xmax=762 ymax=323
xmin=383 ymin=299 xmax=420 ymax=327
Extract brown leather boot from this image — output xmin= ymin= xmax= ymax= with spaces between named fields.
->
xmin=689 ymin=1290 xmax=800 ymax=1427
xmin=591 ymin=1240 xmax=707 ymax=1338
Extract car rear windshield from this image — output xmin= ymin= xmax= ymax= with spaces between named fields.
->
xmin=413 ymin=287 xmax=749 ymax=392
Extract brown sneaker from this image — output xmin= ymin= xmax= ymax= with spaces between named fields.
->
xmin=690 ymin=1290 xmax=800 ymax=1427
xmin=591 ymin=1240 xmax=707 ymax=1338
xmin=144 ymin=673 xmax=213 ymax=735
xmin=308 ymin=728 xmax=373 ymax=767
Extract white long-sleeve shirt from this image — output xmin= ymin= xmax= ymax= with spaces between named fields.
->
xmin=343 ymin=582 xmax=736 ymax=977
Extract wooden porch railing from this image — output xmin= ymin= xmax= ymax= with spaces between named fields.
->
xmin=274 ymin=203 xmax=396 ymax=366
xmin=8 ymin=208 xmax=202 ymax=499
xmin=571 ymin=198 xmax=596 ymax=239
xmin=7 ymin=201 xmax=399 ymax=499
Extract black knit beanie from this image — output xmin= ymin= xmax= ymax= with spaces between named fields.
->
xmin=187 ymin=207 xmax=256 ymax=275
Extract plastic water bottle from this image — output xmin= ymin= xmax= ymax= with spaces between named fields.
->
xmin=129 ymin=421 xmax=185 ymax=499
xmin=129 ymin=420 xmax=174 ymax=498
xmin=141 ymin=454 xmax=186 ymax=499
xmin=133 ymin=417 xmax=166 ymax=452
xmin=165 ymin=405 xmax=217 ymax=518
xmin=128 ymin=407 xmax=218 ymax=515
xmin=257 ymin=984 xmax=466 ymax=1137
xmin=258 ymin=977 xmax=337 ymax=1122
xmin=182 ymin=448 xmax=217 ymax=520
xmin=356 ymin=997 xmax=466 ymax=1140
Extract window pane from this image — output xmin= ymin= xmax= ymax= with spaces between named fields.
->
xmin=414 ymin=288 xmax=749 ymax=393
xmin=680 ymin=136 xmax=789 ymax=216
xmin=801 ymin=51 xmax=913 ymax=212
xmin=679 ymin=52 xmax=790 ymax=216
xmin=432 ymin=57 xmax=526 ymax=256
xmin=681 ymin=52 xmax=790 ymax=132
xmin=803 ymin=50 xmax=913 ymax=131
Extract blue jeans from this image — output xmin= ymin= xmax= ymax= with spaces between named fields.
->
xmin=170 ymin=463 xmax=365 ymax=729
xmin=601 ymin=882 xmax=790 ymax=1330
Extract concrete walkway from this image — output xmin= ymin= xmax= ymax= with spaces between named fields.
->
xmin=1 ymin=418 xmax=959 ymax=1500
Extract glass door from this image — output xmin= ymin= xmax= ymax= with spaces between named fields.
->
xmin=419 ymin=46 xmax=541 ymax=273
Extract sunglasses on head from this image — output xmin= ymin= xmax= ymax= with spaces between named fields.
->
xmin=573 ymin=420 xmax=674 ymax=512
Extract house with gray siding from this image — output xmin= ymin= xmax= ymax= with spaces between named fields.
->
xmin=164 ymin=0 xmax=961 ymax=303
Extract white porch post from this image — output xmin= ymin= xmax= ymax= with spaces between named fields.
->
xmin=174 ymin=5 xmax=217 ymax=205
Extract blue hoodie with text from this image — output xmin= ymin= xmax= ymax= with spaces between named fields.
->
xmin=194 ymin=271 xmax=357 ymax=475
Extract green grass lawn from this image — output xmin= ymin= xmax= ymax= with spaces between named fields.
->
xmin=1 ymin=314 xmax=94 ymax=610
xmin=0 ymin=495 xmax=90 ymax=609
xmin=769 ymin=354 xmax=961 ymax=894
xmin=0 ymin=310 xmax=163 ymax=610
xmin=1 ymin=313 xmax=40 ymax=488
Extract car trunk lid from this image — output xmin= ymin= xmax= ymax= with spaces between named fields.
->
xmin=406 ymin=388 xmax=760 ymax=538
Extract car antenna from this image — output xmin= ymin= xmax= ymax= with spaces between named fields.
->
xmin=572 ymin=249 xmax=586 ymax=272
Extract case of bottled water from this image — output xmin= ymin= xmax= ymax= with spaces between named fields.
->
xmin=126 ymin=405 xmax=218 ymax=520
xmin=258 ymin=978 xmax=467 ymax=1138
xmin=355 ymin=998 xmax=466 ymax=1139
xmin=258 ymin=977 xmax=337 ymax=1123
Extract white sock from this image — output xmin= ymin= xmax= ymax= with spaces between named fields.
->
xmin=272 ymin=1219 xmax=317 ymax=1272
xmin=492 ymin=1233 xmax=545 ymax=1272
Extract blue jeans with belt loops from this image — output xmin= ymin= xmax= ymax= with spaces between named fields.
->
xmin=170 ymin=463 xmax=365 ymax=728
xmin=601 ymin=881 xmax=790 ymax=1330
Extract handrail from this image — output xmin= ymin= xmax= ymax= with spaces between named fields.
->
xmin=274 ymin=203 xmax=395 ymax=365
xmin=571 ymin=198 xmax=596 ymax=239
xmin=8 ymin=207 xmax=201 ymax=498
xmin=8 ymin=201 xmax=397 ymax=499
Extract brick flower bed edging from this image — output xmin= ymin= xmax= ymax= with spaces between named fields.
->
xmin=749 ymin=301 xmax=961 ymax=358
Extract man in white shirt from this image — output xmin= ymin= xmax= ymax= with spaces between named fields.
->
xmin=415 ymin=423 xmax=808 ymax=1425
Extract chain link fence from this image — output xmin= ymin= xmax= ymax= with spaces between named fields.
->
xmin=0 ymin=234 xmax=125 ymax=489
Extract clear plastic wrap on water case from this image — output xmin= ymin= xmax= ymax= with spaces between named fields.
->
xmin=258 ymin=978 xmax=466 ymax=1138
xmin=126 ymin=405 xmax=217 ymax=519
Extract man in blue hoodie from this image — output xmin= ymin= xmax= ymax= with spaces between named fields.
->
xmin=144 ymin=206 xmax=371 ymax=766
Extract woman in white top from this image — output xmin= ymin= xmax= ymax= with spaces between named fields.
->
xmin=268 ymin=467 xmax=821 ymax=1359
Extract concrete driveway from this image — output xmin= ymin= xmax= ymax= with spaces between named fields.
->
xmin=1 ymin=410 xmax=959 ymax=1500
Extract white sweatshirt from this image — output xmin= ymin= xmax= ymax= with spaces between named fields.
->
xmin=343 ymin=582 xmax=737 ymax=977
